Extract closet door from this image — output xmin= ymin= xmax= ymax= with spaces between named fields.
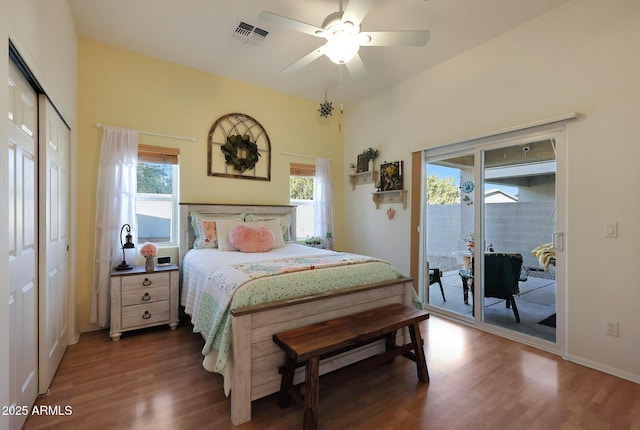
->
xmin=38 ymin=96 xmax=70 ymax=393
xmin=8 ymin=61 xmax=38 ymax=430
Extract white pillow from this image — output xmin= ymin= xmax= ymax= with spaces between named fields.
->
xmin=215 ymin=218 xmax=242 ymax=251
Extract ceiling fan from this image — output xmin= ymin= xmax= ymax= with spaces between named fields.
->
xmin=259 ymin=0 xmax=430 ymax=80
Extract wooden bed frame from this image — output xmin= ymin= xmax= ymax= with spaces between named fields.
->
xmin=179 ymin=203 xmax=415 ymax=425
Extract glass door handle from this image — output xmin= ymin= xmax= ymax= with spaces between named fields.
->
xmin=552 ymin=232 xmax=564 ymax=251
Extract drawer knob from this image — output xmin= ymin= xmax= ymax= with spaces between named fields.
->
xmin=142 ymin=278 xmax=152 ymax=287
xmin=141 ymin=292 xmax=151 ymax=302
xmin=142 ymin=311 xmax=151 ymax=320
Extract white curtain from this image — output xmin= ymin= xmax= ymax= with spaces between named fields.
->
xmin=90 ymin=126 xmax=138 ymax=327
xmin=314 ymin=157 xmax=334 ymax=250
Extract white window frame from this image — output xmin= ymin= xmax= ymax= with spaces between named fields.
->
xmin=289 ymin=175 xmax=316 ymax=240
xmin=136 ymin=162 xmax=179 ymax=247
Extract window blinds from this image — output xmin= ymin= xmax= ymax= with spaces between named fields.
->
xmin=138 ymin=144 xmax=180 ymax=165
xmin=289 ymin=162 xmax=315 ymax=177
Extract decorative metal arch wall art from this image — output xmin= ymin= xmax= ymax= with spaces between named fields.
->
xmin=208 ymin=113 xmax=271 ymax=181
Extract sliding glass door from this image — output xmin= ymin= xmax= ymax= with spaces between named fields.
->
xmin=480 ymin=139 xmax=557 ymax=342
xmin=422 ymin=126 xmax=565 ymax=348
xmin=423 ymin=152 xmax=475 ymax=319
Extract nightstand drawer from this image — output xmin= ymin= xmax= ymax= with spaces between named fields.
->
xmin=121 ymin=272 xmax=169 ymax=291
xmin=122 ymin=285 xmax=170 ymax=306
xmin=121 ymin=301 xmax=170 ymax=328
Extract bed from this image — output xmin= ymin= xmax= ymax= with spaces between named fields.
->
xmin=179 ymin=203 xmax=416 ymax=425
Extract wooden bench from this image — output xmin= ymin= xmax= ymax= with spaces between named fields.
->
xmin=272 ymin=303 xmax=430 ymax=430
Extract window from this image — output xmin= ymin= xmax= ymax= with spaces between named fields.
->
xmin=289 ymin=163 xmax=315 ymax=239
xmin=136 ymin=145 xmax=179 ymax=246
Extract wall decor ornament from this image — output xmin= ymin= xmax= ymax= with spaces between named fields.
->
xmin=461 ymin=180 xmax=474 ymax=193
xmin=221 ymin=134 xmax=260 ymax=173
xmin=208 ymin=113 xmax=271 ymax=181
xmin=387 ymin=207 xmax=396 ymax=220
xmin=357 ymin=153 xmax=369 ymax=173
xmin=380 ymin=161 xmax=404 ymax=191
xmin=356 ymin=147 xmax=379 ymax=173
xmin=318 ymin=89 xmax=334 ymax=118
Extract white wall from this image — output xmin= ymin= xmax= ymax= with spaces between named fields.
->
xmin=1 ymin=0 xmax=77 ymax=419
xmin=344 ymin=0 xmax=640 ymax=381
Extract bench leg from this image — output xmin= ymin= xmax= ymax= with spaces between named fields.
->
xmin=408 ymin=323 xmax=429 ymax=383
xmin=385 ymin=331 xmax=397 ymax=364
xmin=278 ymin=356 xmax=296 ymax=409
xmin=303 ymin=357 xmax=320 ymax=430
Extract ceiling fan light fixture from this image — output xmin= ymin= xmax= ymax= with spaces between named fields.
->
xmin=323 ymin=32 xmax=360 ymax=64
xmin=341 ymin=21 xmax=358 ymax=36
xmin=357 ymin=33 xmax=372 ymax=44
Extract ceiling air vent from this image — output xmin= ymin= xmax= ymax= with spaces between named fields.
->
xmin=232 ymin=21 xmax=269 ymax=44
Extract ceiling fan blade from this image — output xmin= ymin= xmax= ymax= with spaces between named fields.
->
xmin=282 ymin=48 xmax=324 ymax=74
xmin=342 ymin=0 xmax=376 ymax=26
xmin=259 ymin=11 xmax=324 ymax=37
xmin=360 ymin=30 xmax=430 ymax=47
xmin=346 ymin=53 xmax=367 ymax=81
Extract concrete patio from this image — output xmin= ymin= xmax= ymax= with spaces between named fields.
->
xmin=426 ymin=268 xmax=556 ymax=342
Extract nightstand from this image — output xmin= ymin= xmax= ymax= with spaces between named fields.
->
xmin=109 ymin=264 xmax=179 ymax=341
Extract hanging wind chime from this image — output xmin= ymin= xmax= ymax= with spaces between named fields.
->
xmin=318 ymin=88 xmax=334 ymax=118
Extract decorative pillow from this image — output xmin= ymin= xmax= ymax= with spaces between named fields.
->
xmin=244 ymin=213 xmax=292 ymax=242
xmin=191 ymin=212 xmax=242 ymax=249
xmin=243 ymin=219 xmax=286 ymax=248
xmin=228 ymin=224 xmax=274 ymax=253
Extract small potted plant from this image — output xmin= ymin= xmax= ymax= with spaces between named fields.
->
xmin=304 ymin=236 xmax=324 ymax=248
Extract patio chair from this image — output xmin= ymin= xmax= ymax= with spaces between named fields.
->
xmin=429 ymin=267 xmax=445 ymax=301
xmin=458 ymin=253 xmax=524 ymax=322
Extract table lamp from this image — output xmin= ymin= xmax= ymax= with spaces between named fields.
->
xmin=115 ymin=223 xmax=135 ymax=271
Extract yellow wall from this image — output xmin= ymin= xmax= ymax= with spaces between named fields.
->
xmin=77 ymin=38 xmax=344 ymax=331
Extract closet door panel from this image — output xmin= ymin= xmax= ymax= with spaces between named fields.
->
xmin=8 ymin=61 xmax=38 ymax=430
xmin=38 ymin=95 xmax=70 ymax=394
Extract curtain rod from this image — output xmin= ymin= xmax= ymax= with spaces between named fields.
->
xmin=96 ymin=123 xmax=196 ymax=142
xmin=282 ymin=151 xmax=332 ymax=161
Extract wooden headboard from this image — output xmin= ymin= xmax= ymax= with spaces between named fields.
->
xmin=178 ymin=203 xmax=297 ymax=266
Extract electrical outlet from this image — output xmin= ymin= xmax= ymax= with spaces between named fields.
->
xmin=606 ymin=320 xmax=618 ymax=337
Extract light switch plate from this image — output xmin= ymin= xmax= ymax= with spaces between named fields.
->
xmin=604 ymin=222 xmax=618 ymax=238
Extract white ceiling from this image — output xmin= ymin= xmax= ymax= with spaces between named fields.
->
xmin=69 ymin=0 xmax=569 ymax=105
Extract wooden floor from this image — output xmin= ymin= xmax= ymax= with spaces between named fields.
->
xmin=24 ymin=316 xmax=639 ymax=430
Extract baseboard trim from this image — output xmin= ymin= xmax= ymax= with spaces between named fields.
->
xmin=563 ymin=354 xmax=640 ymax=384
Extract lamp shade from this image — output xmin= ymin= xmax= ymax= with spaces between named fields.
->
xmin=323 ymin=34 xmax=360 ymax=64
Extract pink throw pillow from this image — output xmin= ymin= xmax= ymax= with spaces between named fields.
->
xmin=228 ymin=224 xmax=274 ymax=253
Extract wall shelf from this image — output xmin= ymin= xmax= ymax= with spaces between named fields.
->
xmin=348 ymin=170 xmax=377 ymax=190
xmin=372 ymin=190 xmax=408 ymax=209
